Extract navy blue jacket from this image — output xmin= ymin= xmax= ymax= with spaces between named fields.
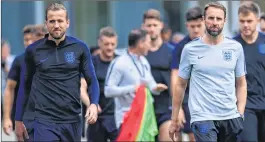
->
xmin=15 ymin=34 xmax=99 ymax=123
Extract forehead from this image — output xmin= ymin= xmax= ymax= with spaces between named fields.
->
xmin=144 ymin=18 xmax=161 ymax=25
xmin=187 ymin=19 xmax=203 ymax=25
xmin=47 ymin=10 xmax=67 ymax=20
xmin=238 ymin=12 xmax=258 ymax=20
xmin=205 ymin=7 xmax=225 ymax=18
xmin=100 ymin=36 xmax=117 ymax=42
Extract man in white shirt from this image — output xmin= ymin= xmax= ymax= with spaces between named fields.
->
xmin=104 ymin=29 xmax=168 ymax=129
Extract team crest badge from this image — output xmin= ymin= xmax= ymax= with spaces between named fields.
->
xmin=64 ymin=52 xmax=75 ymax=64
xmin=258 ymin=43 xmax=265 ymax=54
xmin=222 ymin=50 xmax=232 ymax=61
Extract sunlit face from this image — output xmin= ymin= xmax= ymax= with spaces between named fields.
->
xmin=204 ymin=7 xmax=226 ymax=37
xmin=142 ymin=19 xmax=163 ymax=41
xmin=239 ymin=12 xmax=259 ymax=37
xmin=45 ymin=10 xmax=69 ymax=40
xmin=98 ymin=36 xmax=117 ymax=58
xmin=23 ymin=33 xmax=35 ymax=48
xmin=138 ymin=34 xmax=151 ymax=56
xmin=1 ymin=43 xmax=10 ymax=60
xmin=186 ymin=18 xmax=205 ymax=39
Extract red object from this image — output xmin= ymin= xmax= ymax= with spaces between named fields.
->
xmin=116 ymin=85 xmax=146 ymax=141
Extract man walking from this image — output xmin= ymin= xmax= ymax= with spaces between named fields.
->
xmin=15 ymin=3 xmax=99 ymax=141
xmin=169 ymin=2 xmax=247 ymax=142
xmin=234 ymin=2 xmax=265 ymax=142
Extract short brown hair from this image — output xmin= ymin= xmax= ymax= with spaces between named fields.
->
xmin=22 ymin=25 xmax=35 ymax=35
xmin=45 ymin=3 xmax=68 ymax=20
xmin=143 ymin=9 xmax=161 ymax=22
xmin=238 ymin=1 xmax=260 ymax=17
xmin=34 ymin=24 xmax=48 ymax=38
xmin=98 ymin=26 xmax=117 ymax=39
xmin=204 ymin=2 xmax=227 ymax=18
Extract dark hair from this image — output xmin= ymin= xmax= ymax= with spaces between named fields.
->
xmin=33 ymin=24 xmax=48 ymax=38
xmin=128 ymin=29 xmax=147 ymax=47
xmin=186 ymin=7 xmax=203 ymax=21
xmin=261 ymin=12 xmax=265 ymax=20
xmin=143 ymin=9 xmax=161 ymax=22
xmin=161 ymin=25 xmax=172 ymax=34
xmin=204 ymin=2 xmax=226 ymax=18
xmin=90 ymin=46 xmax=100 ymax=54
xmin=22 ymin=25 xmax=35 ymax=35
xmin=98 ymin=26 xmax=117 ymax=39
xmin=238 ymin=1 xmax=260 ymax=17
xmin=45 ymin=3 xmax=68 ymax=20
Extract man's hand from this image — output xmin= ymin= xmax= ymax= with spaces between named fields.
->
xmin=85 ymin=104 xmax=98 ymax=124
xmin=3 ymin=118 xmax=13 ymax=135
xmin=15 ymin=121 xmax=29 ymax=141
xmin=178 ymin=107 xmax=186 ymax=128
xmin=168 ymin=120 xmax=182 ymax=142
xmin=135 ymin=84 xmax=141 ymax=92
xmin=154 ymin=83 xmax=168 ymax=92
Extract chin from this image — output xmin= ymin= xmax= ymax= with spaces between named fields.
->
xmin=105 ymin=52 xmax=114 ymax=57
xmin=242 ymin=32 xmax=252 ymax=37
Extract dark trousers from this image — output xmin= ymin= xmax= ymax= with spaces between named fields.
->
xmin=191 ymin=117 xmax=243 ymax=142
xmin=24 ymin=120 xmax=34 ymax=142
xmin=87 ymin=115 xmax=118 ymax=142
xmin=34 ymin=120 xmax=81 ymax=141
xmin=239 ymin=108 xmax=265 ymax=142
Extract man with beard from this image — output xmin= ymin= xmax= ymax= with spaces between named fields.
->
xmin=87 ymin=26 xmax=118 ymax=142
xmin=169 ymin=2 xmax=247 ymax=141
xmin=233 ymin=2 xmax=265 ymax=142
xmin=141 ymin=9 xmax=172 ymax=141
xmin=170 ymin=6 xmax=205 ymax=142
xmin=14 ymin=3 xmax=99 ymax=141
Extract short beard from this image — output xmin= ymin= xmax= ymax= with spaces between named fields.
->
xmin=50 ymin=32 xmax=65 ymax=40
xmin=151 ymin=35 xmax=157 ymax=41
xmin=206 ymin=27 xmax=223 ymax=37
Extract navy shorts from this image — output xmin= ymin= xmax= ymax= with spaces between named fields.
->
xmin=155 ymin=110 xmax=171 ymax=128
xmin=87 ymin=115 xmax=118 ymax=142
xmin=239 ymin=108 xmax=265 ymax=142
xmin=33 ymin=120 xmax=81 ymax=141
xmin=182 ymin=104 xmax=192 ymax=133
xmin=191 ymin=117 xmax=243 ymax=142
xmin=24 ymin=120 xmax=34 ymax=142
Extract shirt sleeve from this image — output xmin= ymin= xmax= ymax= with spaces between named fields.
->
xmin=80 ymin=43 xmax=100 ymax=105
xmin=178 ymin=45 xmax=192 ymax=80
xmin=15 ymin=49 xmax=36 ymax=121
xmin=104 ymin=59 xmax=135 ymax=98
xmin=15 ymin=64 xmax=26 ymax=121
xmin=7 ymin=56 xmax=21 ymax=81
xmin=171 ymin=44 xmax=183 ymax=69
xmin=144 ymin=62 xmax=160 ymax=95
xmin=235 ymin=45 xmax=247 ymax=77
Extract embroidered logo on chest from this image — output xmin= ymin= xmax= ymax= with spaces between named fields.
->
xmin=222 ymin=50 xmax=232 ymax=62
xmin=64 ymin=52 xmax=75 ymax=64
